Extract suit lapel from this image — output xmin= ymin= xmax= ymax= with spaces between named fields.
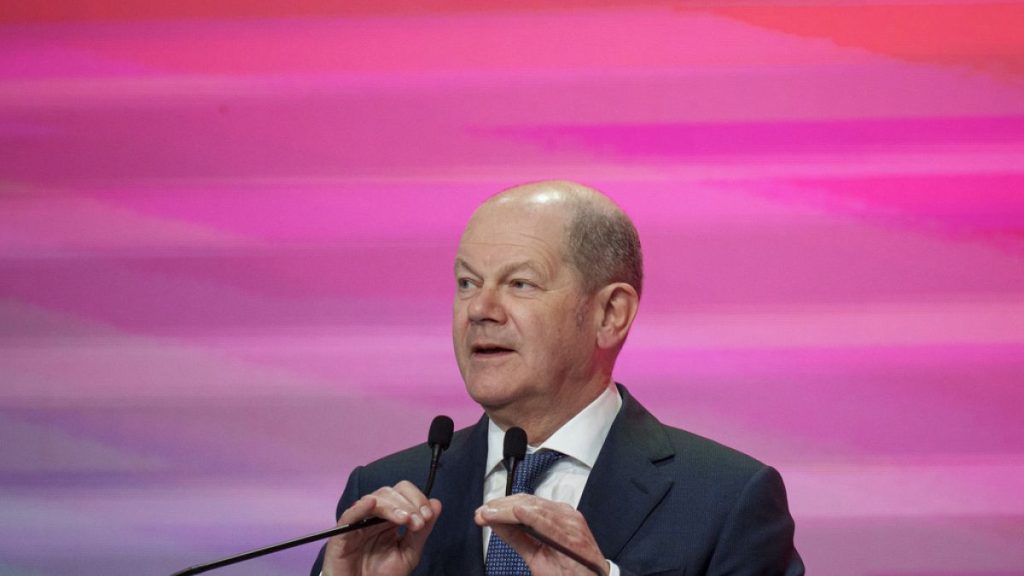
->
xmin=577 ymin=386 xmax=675 ymax=561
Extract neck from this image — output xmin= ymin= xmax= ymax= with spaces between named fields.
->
xmin=487 ymin=373 xmax=613 ymax=445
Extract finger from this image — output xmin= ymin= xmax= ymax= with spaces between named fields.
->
xmin=337 ymin=494 xmax=379 ymax=525
xmin=391 ymin=480 xmax=434 ymax=523
xmin=511 ymin=499 xmax=577 ymax=534
xmin=370 ymin=486 xmax=426 ymax=529
xmin=475 ymin=494 xmax=534 ymax=526
xmin=513 ymin=502 xmax=585 ymax=552
xmin=400 ymin=498 xmax=442 ymax=555
xmin=327 ymin=496 xmax=394 ymax=560
xmin=476 ymin=504 xmax=516 ymax=527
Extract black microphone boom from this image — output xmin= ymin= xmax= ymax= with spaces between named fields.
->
xmin=169 ymin=415 xmax=455 ymax=576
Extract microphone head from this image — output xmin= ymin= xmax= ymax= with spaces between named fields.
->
xmin=503 ymin=426 xmax=528 ymax=460
xmin=428 ymin=415 xmax=455 ymax=450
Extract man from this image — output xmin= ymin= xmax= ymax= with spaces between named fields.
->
xmin=312 ymin=181 xmax=804 ymax=576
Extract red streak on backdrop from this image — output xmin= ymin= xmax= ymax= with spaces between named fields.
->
xmin=709 ymin=4 xmax=1024 ymax=76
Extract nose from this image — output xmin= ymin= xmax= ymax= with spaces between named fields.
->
xmin=467 ymin=284 xmax=507 ymax=325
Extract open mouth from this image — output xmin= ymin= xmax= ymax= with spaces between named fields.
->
xmin=472 ymin=345 xmax=514 ymax=356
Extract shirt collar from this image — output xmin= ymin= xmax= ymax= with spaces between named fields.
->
xmin=485 ymin=382 xmax=622 ymax=476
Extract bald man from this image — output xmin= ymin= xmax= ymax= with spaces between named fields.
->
xmin=312 ymin=182 xmax=803 ymax=576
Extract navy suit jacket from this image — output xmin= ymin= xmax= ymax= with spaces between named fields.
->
xmin=312 ymin=386 xmax=804 ymax=575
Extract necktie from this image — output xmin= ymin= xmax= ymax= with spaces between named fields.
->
xmin=485 ymin=450 xmax=566 ymax=575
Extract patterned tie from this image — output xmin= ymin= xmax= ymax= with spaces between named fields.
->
xmin=485 ymin=450 xmax=566 ymax=575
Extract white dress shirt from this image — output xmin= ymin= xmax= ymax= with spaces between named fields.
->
xmin=482 ymin=382 xmax=622 ymax=575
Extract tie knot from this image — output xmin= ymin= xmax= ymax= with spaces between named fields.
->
xmin=511 ymin=450 xmax=565 ymax=494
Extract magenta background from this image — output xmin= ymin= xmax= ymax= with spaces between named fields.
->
xmin=2 ymin=3 xmax=1023 ymax=575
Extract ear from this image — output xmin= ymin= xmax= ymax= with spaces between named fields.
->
xmin=594 ymin=282 xmax=639 ymax=350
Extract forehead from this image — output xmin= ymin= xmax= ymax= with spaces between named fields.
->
xmin=456 ymin=201 xmax=570 ymax=268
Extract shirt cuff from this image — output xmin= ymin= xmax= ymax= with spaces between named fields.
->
xmin=607 ymin=559 xmax=620 ymax=576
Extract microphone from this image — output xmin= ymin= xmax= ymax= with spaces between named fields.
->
xmin=424 ymin=415 xmax=454 ymax=496
xmin=502 ymin=426 xmax=528 ymax=496
xmin=169 ymin=415 xmax=455 ymax=576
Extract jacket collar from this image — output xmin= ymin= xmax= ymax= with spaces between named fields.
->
xmin=578 ymin=385 xmax=676 ymax=561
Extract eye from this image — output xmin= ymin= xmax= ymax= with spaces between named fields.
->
xmin=510 ymin=279 xmax=535 ymax=290
xmin=457 ymin=277 xmax=477 ymax=290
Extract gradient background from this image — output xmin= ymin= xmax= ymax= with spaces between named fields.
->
xmin=2 ymin=2 xmax=1023 ymax=575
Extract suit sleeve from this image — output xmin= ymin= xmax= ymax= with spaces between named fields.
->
xmin=706 ymin=465 xmax=804 ymax=576
xmin=309 ymin=466 xmax=367 ymax=576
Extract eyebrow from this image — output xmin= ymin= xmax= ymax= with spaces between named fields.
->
xmin=454 ymin=258 xmax=545 ymax=278
xmin=454 ymin=257 xmax=478 ymax=276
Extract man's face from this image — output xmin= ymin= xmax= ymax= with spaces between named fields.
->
xmin=453 ymin=198 xmax=596 ymax=420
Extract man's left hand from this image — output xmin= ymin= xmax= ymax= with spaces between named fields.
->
xmin=474 ymin=494 xmax=609 ymax=576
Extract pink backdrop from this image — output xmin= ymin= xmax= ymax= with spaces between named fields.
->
xmin=2 ymin=2 xmax=1023 ymax=575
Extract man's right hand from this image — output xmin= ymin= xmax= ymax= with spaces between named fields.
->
xmin=322 ymin=480 xmax=442 ymax=576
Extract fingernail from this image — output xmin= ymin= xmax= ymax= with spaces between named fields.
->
xmin=411 ymin=514 xmax=424 ymax=529
xmin=394 ymin=508 xmax=409 ymax=519
xmin=420 ymin=505 xmax=432 ymax=519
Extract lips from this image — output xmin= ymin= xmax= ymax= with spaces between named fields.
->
xmin=471 ymin=343 xmax=515 ymax=356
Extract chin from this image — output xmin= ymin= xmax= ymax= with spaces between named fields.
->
xmin=464 ymin=375 xmax=519 ymax=411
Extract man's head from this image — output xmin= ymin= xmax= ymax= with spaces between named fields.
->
xmin=452 ymin=180 xmax=642 ymax=440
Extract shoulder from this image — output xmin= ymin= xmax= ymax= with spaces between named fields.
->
xmin=340 ymin=418 xmax=485 ymax=503
xmin=664 ymin=422 xmax=768 ymax=477
xmin=617 ymin=384 xmax=778 ymax=493
xmin=608 ymin=386 xmax=802 ymax=573
xmin=349 ymin=442 xmax=432 ymax=486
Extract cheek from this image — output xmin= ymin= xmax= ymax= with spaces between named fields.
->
xmin=452 ymin=304 xmax=469 ymax=332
